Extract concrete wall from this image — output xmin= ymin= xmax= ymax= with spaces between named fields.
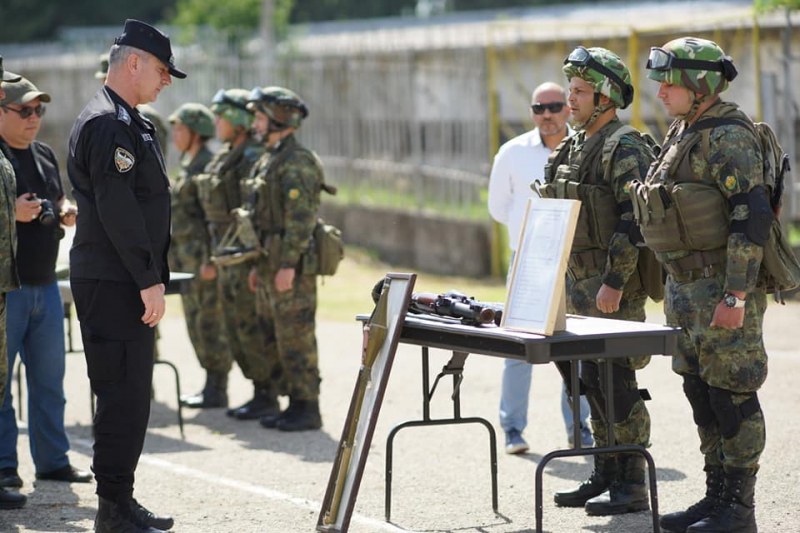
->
xmin=320 ymin=203 xmax=492 ymax=277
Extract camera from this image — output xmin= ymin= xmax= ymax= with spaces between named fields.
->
xmin=30 ymin=194 xmax=57 ymax=225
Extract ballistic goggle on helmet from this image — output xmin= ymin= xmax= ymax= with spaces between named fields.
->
xmin=646 ymin=37 xmax=737 ymax=95
xmin=562 ymin=46 xmax=634 ymax=109
xmin=210 ymin=88 xmax=253 ymax=128
xmin=246 ymin=86 xmax=308 ymax=130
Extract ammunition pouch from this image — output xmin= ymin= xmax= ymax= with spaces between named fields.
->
xmin=630 ymin=180 xmax=729 ymax=252
xmin=662 ymin=249 xmax=726 ymax=283
xmin=541 ymin=176 xmax=617 ymax=250
xmin=195 ymin=173 xmax=232 ymax=224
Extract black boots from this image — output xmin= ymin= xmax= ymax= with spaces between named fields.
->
xmin=686 ymin=467 xmax=757 ymax=533
xmin=180 ymin=372 xmax=228 ymax=408
xmin=661 ymin=465 xmax=724 ymax=532
xmin=0 ymin=486 xmax=25 ymax=510
xmin=554 ymin=454 xmax=616 ymax=507
xmin=226 ymin=386 xmax=279 ymax=420
xmin=260 ymin=398 xmax=322 ymax=431
xmin=95 ymin=496 xmax=173 ymax=532
xmin=584 ymin=454 xmax=649 ymax=516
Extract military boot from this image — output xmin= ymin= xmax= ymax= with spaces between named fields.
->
xmin=554 ymin=453 xmax=617 ymax=507
xmin=660 ymin=465 xmax=724 ymax=532
xmin=0 ymin=486 xmax=26 ymax=510
xmin=276 ymin=399 xmax=322 ymax=432
xmin=686 ymin=467 xmax=756 ymax=533
xmin=227 ymin=385 xmax=280 ymax=420
xmin=94 ymin=497 xmax=164 ymax=533
xmin=180 ymin=372 xmax=228 ymax=408
xmin=585 ymin=453 xmax=649 ymax=516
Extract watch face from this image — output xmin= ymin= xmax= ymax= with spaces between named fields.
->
xmin=724 ymin=295 xmax=737 ymax=308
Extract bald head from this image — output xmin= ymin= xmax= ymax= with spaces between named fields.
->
xmin=532 ymin=81 xmax=567 ymax=103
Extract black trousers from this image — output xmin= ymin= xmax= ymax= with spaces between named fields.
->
xmin=71 ymin=279 xmax=155 ymax=502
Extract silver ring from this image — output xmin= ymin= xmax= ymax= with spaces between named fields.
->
xmin=152 ymin=312 xmax=158 ymax=316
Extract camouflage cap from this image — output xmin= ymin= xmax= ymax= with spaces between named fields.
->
xmin=246 ymin=86 xmax=308 ymax=129
xmin=0 ymin=57 xmax=21 ymax=84
xmin=562 ymin=46 xmax=633 ymax=109
xmin=646 ymin=37 xmax=736 ymax=95
xmin=0 ymin=74 xmax=51 ymax=106
xmin=95 ymin=53 xmax=109 ymax=80
xmin=210 ymin=88 xmax=253 ymax=128
xmin=169 ymin=102 xmax=215 ymax=138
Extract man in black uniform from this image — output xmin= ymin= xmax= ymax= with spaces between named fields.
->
xmin=67 ymin=19 xmax=185 ymax=533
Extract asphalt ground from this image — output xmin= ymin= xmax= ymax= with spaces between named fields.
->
xmin=0 ymin=296 xmax=798 ymax=533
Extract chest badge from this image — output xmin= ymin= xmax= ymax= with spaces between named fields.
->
xmin=114 ymin=147 xmax=135 ymax=173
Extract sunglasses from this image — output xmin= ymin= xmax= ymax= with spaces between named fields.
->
xmin=531 ymin=102 xmax=566 ymax=115
xmin=4 ymin=104 xmax=46 ymax=119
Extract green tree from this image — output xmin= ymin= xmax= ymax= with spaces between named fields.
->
xmin=755 ymin=0 xmax=800 ymax=10
xmin=172 ymin=0 xmax=294 ymax=41
xmin=0 ymin=0 xmax=174 ymax=43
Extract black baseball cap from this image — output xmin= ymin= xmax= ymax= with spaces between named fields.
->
xmin=113 ymin=19 xmax=186 ymax=79
xmin=0 ymin=56 xmax=22 ymax=83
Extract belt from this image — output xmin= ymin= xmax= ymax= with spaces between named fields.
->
xmin=664 ymin=249 xmax=726 ymax=283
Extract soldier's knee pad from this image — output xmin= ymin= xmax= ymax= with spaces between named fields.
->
xmin=708 ymin=387 xmax=761 ymax=439
xmin=683 ymin=374 xmax=714 ymax=427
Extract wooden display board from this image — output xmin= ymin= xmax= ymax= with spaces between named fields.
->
xmin=501 ymin=198 xmax=580 ymax=336
xmin=317 ymin=272 xmax=416 ymax=532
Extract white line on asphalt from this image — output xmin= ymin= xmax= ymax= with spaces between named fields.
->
xmin=69 ymin=436 xmax=410 ymax=533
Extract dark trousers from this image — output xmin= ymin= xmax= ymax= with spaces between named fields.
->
xmin=71 ymin=279 xmax=154 ymax=502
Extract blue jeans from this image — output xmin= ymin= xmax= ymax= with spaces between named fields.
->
xmin=0 ymin=282 xmax=70 ymax=473
xmin=499 ymin=359 xmax=590 ymax=434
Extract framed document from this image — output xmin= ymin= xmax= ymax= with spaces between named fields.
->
xmin=317 ymin=272 xmax=416 ymax=533
xmin=501 ymin=198 xmax=580 ymax=336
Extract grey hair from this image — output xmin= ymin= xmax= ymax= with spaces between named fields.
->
xmin=108 ymin=44 xmax=138 ymax=67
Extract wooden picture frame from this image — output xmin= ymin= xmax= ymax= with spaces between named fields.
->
xmin=501 ymin=198 xmax=580 ymax=336
xmin=317 ymin=272 xmax=417 ymax=532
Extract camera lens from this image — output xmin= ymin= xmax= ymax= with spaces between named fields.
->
xmin=38 ymin=199 xmax=56 ymax=225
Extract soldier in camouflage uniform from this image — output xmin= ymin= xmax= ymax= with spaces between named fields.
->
xmin=634 ymin=38 xmax=764 ymax=533
xmin=244 ymin=86 xmax=323 ymax=432
xmin=543 ymin=47 xmax=656 ymax=516
xmin=0 ymin=56 xmax=25 ymax=511
xmin=194 ymin=89 xmax=282 ymax=420
xmin=167 ymin=103 xmax=232 ymax=408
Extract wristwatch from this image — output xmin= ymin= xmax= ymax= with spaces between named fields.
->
xmin=722 ymin=292 xmax=746 ymax=309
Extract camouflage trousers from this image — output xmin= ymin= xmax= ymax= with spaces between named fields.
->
xmin=218 ymin=263 xmax=284 ymax=395
xmin=0 ymin=294 xmax=6 ymax=401
xmin=181 ymin=277 xmax=231 ymax=375
xmin=665 ymin=273 xmax=767 ymax=472
xmin=256 ymin=268 xmax=320 ymax=401
xmin=567 ymin=272 xmax=651 ymax=450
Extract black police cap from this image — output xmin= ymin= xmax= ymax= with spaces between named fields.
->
xmin=114 ymin=19 xmax=186 ymax=79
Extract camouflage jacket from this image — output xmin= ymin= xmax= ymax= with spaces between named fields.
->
xmin=168 ymin=146 xmax=214 ymax=274
xmin=557 ymin=118 xmax=654 ymax=290
xmin=0 ymin=148 xmax=18 ymax=293
xmin=195 ymin=138 xmax=264 ymax=263
xmin=646 ymin=100 xmax=764 ymax=292
xmin=245 ymin=135 xmax=323 ymax=270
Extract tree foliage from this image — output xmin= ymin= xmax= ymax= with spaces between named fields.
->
xmin=0 ymin=0 xmax=174 ymax=43
xmin=755 ymin=0 xmax=800 ymax=11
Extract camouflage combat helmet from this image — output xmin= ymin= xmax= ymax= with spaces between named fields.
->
xmin=563 ymin=46 xmax=634 ymax=109
xmin=646 ymin=37 xmax=737 ymax=95
xmin=210 ymin=88 xmax=253 ymax=128
xmin=169 ymin=103 xmax=215 ymax=138
xmin=246 ymin=86 xmax=308 ymax=130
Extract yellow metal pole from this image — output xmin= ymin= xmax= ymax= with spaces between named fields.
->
xmin=627 ymin=30 xmax=644 ymax=131
xmin=485 ymin=30 xmax=505 ymax=278
xmin=753 ymin=14 xmax=763 ymax=122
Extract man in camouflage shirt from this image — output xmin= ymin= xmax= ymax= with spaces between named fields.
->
xmin=167 ymin=103 xmax=231 ymax=409
xmin=244 ymin=86 xmax=323 ymax=432
xmin=193 ymin=89 xmax=282 ymax=418
xmin=0 ymin=56 xmax=25 ymax=511
xmin=637 ymin=37 xmax=765 ymax=533
xmin=544 ymin=47 xmax=656 ymax=516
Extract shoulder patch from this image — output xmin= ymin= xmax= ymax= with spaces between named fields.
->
xmin=288 ymin=188 xmax=300 ymax=200
xmin=114 ymin=147 xmax=135 ymax=173
xmin=723 ymin=175 xmax=737 ymax=192
xmin=117 ymin=106 xmax=131 ymax=125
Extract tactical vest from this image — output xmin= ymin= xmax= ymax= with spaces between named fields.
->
xmin=630 ymin=102 xmax=748 ymax=254
xmin=541 ymin=121 xmax=626 ymax=251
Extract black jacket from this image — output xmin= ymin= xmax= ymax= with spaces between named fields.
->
xmin=67 ymin=87 xmax=170 ymax=289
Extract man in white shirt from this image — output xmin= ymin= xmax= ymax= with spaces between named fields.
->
xmin=488 ymin=81 xmax=591 ymax=454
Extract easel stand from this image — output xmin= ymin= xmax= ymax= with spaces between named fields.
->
xmin=385 ymin=347 xmax=498 ymax=522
